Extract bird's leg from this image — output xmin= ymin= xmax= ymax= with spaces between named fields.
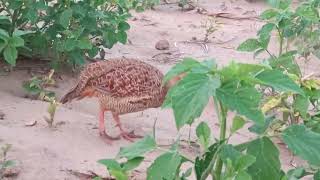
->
xmin=99 ymin=107 xmax=120 ymax=144
xmin=111 ymin=112 xmax=143 ymax=142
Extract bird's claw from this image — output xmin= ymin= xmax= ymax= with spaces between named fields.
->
xmin=119 ymin=130 xmax=143 ymax=142
xmin=99 ymin=131 xmax=120 ymax=144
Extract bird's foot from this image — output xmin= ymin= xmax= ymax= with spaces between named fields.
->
xmin=99 ymin=132 xmax=120 ymax=144
xmin=119 ymin=130 xmax=143 ymax=142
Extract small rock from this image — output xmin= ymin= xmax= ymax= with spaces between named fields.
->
xmin=25 ymin=120 xmax=37 ymax=127
xmin=155 ymin=40 xmax=170 ymax=50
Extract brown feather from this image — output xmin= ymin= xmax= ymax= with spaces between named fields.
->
xmin=60 ymin=58 xmax=181 ymax=114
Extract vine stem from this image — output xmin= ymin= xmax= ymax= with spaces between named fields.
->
xmin=277 ymin=27 xmax=283 ymax=56
xmin=214 ymin=99 xmax=227 ymax=180
xmin=200 ymin=97 xmax=226 ymax=180
xmin=200 ymin=97 xmax=227 ymax=180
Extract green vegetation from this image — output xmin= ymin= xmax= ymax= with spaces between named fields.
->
xmin=97 ymin=0 xmax=320 ymax=179
xmin=0 ymin=0 xmax=157 ymax=68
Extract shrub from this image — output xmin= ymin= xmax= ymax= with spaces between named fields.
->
xmin=0 ymin=0 xmax=157 ymax=68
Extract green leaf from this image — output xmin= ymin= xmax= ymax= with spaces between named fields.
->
xmin=286 ymin=167 xmax=307 ymax=179
xmin=235 ymin=171 xmax=252 ymax=180
xmin=98 ymin=159 xmax=122 ymax=171
xmin=231 ymin=116 xmax=246 ymax=134
xmin=103 ymin=31 xmax=118 ymax=49
xmin=118 ymin=21 xmax=130 ymax=31
xmin=247 ymin=137 xmax=282 ymax=180
xmin=216 ymin=82 xmax=264 ymax=125
xmin=0 ymin=29 xmax=9 ymax=41
xmin=77 ymin=38 xmax=92 ymax=50
xmin=282 ymin=125 xmax=320 ymax=166
xmin=117 ymin=135 xmax=156 ymax=160
xmin=3 ymin=46 xmax=17 ymax=66
xmin=26 ymin=8 xmax=38 ymax=23
xmin=258 ymin=23 xmax=275 ymax=49
xmin=256 ymin=69 xmax=304 ymax=95
xmin=59 ymin=9 xmax=73 ymax=29
xmin=269 ymin=52 xmax=300 ymax=76
xmin=170 ymin=73 xmax=221 ymax=129
xmin=220 ymin=145 xmax=256 ymax=177
xmin=219 ymin=62 xmax=267 ymax=82
xmin=13 ymin=29 xmax=34 ymax=36
xmin=237 ymin=39 xmax=261 ymax=52
xmin=220 ymin=144 xmax=242 ymax=164
xmin=163 ymin=57 xmax=200 ymax=84
xmin=293 ymin=95 xmax=309 ymax=118
xmin=117 ymin=31 xmax=127 ymax=44
xmin=248 ymin=115 xmax=275 ymax=134
xmin=87 ymin=46 xmax=99 ymax=58
xmin=195 ymin=142 xmax=221 ymax=180
xmin=296 ymin=4 xmax=319 ymax=21
xmin=9 ymin=35 xmax=24 ymax=47
xmin=147 ymin=152 xmax=182 ymax=180
xmin=98 ymin=159 xmax=128 ymax=180
xmin=196 ymin=122 xmax=211 ymax=149
xmin=235 ymin=155 xmax=256 ymax=171
xmin=122 ymin=157 xmax=144 ymax=171
xmin=190 ymin=59 xmax=217 ymax=74
xmin=64 ymin=39 xmax=77 ymax=51
xmin=260 ymin=9 xmax=279 ymax=20
xmin=69 ymin=49 xmax=85 ymax=65
xmin=279 ymin=0 xmax=291 ymax=9
xmin=1 ymin=160 xmax=15 ymax=168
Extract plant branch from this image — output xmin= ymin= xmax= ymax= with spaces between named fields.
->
xmin=277 ymin=27 xmax=283 ymax=56
xmin=214 ymin=99 xmax=227 ymax=180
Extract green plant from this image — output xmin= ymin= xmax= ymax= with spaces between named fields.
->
xmin=23 ymin=69 xmax=56 ymax=100
xmin=95 ymin=0 xmax=320 ymax=179
xmin=0 ymin=0 xmax=157 ymax=68
xmin=237 ymin=0 xmax=320 ymax=133
xmin=0 ymin=144 xmax=16 ymax=178
xmin=23 ymin=69 xmax=59 ymax=127
xmin=97 ymin=56 xmax=320 ymax=180
xmin=200 ymin=17 xmax=219 ymax=43
xmin=43 ymin=96 xmax=60 ymax=128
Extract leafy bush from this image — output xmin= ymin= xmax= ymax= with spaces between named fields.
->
xmin=96 ymin=0 xmax=320 ymax=179
xmin=97 ymin=57 xmax=320 ymax=180
xmin=0 ymin=0 xmax=157 ymax=68
xmin=237 ymin=0 xmax=320 ymax=132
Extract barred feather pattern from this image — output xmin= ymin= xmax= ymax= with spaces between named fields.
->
xmin=60 ymin=58 xmax=167 ymax=114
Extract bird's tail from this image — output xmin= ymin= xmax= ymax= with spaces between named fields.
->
xmin=60 ymin=85 xmax=80 ymax=104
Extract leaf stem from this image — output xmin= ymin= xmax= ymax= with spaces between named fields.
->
xmin=277 ymin=27 xmax=283 ymax=56
xmin=214 ymin=99 xmax=227 ymax=180
xmin=199 ymin=97 xmax=226 ymax=180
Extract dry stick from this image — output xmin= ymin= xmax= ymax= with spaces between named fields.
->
xmin=196 ymin=9 xmax=259 ymax=21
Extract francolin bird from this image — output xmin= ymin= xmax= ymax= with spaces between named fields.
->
xmin=60 ymin=58 xmax=183 ymax=144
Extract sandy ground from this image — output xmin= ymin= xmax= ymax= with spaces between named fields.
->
xmin=0 ymin=0 xmax=316 ymax=179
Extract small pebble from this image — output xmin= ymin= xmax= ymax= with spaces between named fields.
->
xmin=155 ymin=40 xmax=170 ymax=50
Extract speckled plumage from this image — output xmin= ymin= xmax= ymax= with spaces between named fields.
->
xmin=60 ymin=57 xmax=175 ymax=143
xmin=61 ymin=58 xmax=167 ymax=113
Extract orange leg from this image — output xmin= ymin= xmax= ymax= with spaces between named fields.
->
xmin=99 ymin=107 xmax=120 ymax=144
xmin=111 ymin=112 xmax=143 ymax=142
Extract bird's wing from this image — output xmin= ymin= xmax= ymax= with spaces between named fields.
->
xmin=87 ymin=64 xmax=160 ymax=98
